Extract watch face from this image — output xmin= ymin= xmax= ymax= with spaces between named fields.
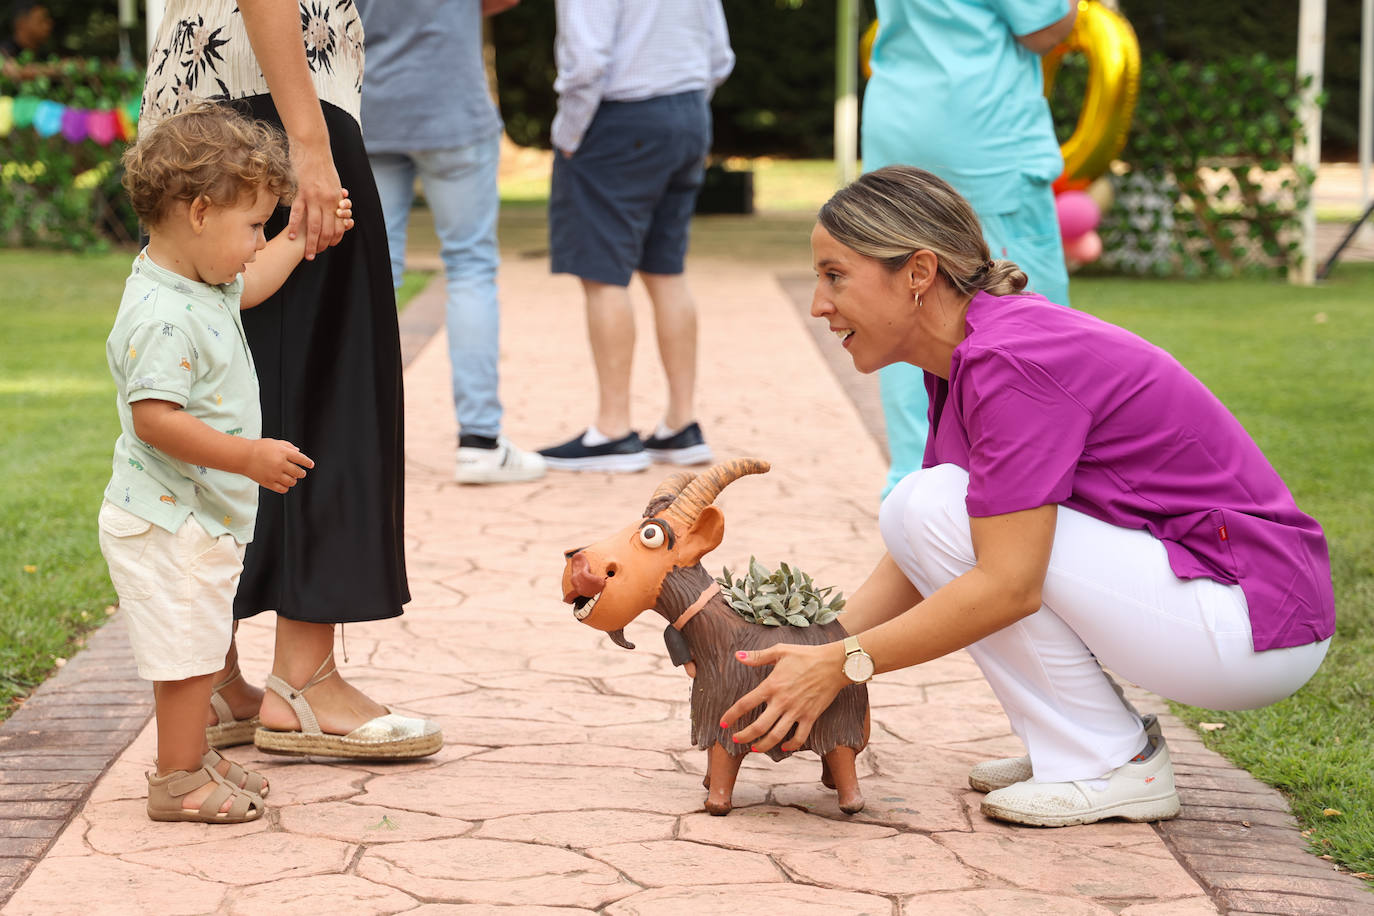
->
xmin=843 ymin=651 xmax=874 ymax=683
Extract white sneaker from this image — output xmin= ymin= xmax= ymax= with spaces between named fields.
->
xmin=455 ymin=437 xmax=547 ymax=484
xmin=968 ymin=755 xmax=1033 ymax=793
xmin=968 ymin=714 xmax=1161 ymax=793
xmin=979 ymin=732 xmax=1180 ymax=827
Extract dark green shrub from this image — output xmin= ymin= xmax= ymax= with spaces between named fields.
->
xmin=1049 ymin=52 xmax=1310 ymax=278
xmin=1118 ymin=0 xmax=1360 ymax=160
xmin=0 ymin=58 xmax=142 ymax=251
xmin=491 ymin=0 xmax=870 ymax=158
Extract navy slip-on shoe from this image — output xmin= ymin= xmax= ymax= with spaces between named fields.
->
xmin=539 ymin=430 xmax=652 ymax=473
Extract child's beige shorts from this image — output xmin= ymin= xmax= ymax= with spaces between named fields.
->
xmin=97 ymin=500 xmax=245 ymax=682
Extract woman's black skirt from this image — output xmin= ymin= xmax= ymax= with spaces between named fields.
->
xmin=232 ymin=93 xmax=408 ymax=624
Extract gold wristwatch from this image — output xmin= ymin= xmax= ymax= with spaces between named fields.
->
xmin=841 ymin=635 xmax=874 ymax=684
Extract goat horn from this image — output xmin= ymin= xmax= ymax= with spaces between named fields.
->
xmin=644 ymin=470 xmax=698 ymax=517
xmin=658 ymin=457 xmax=771 ymax=529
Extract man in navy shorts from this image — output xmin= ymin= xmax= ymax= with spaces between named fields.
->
xmin=538 ymin=0 xmax=734 ymax=472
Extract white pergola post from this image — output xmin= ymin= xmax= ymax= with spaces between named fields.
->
xmin=1360 ymin=0 xmax=1373 ymax=242
xmin=835 ymin=0 xmax=860 ymax=187
xmin=1294 ymin=0 xmax=1326 ymax=285
xmin=146 ymin=0 xmax=165 ymax=60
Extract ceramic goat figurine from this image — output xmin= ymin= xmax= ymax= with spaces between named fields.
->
xmin=560 ymin=457 xmax=869 ymax=815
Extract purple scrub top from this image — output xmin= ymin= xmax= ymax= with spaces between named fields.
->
xmin=923 ymin=291 xmax=1334 ymax=651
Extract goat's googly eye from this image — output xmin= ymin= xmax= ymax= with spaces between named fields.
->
xmin=639 ymin=523 xmax=667 ymax=549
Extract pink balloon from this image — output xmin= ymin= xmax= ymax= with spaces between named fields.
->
xmin=1064 ymin=229 xmax=1103 ymax=264
xmin=1056 ymin=190 xmax=1101 ymax=241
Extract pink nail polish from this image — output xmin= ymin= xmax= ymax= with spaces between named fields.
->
xmin=719 ymin=719 xmax=728 ymax=729
xmin=730 ymin=735 xmax=739 ymax=743
xmin=736 ymin=651 xmax=747 ymax=660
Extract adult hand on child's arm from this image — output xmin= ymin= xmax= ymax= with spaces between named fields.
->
xmin=132 ymin=400 xmax=314 ymax=492
xmin=241 ymin=190 xmax=352 ymax=309
xmin=238 ymin=0 xmax=345 ymax=259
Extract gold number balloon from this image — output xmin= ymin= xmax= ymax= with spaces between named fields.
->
xmin=859 ymin=2 xmax=1140 ymax=185
xmin=860 ymin=20 xmax=877 ymax=81
xmin=1043 ymin=0 xmax=1141 ymax=183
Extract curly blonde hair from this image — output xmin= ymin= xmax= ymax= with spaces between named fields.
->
xmin=818 ymin=165 xmax=1029 ymax=298
xmin=121 ymin=101 xmax=297 ymax=227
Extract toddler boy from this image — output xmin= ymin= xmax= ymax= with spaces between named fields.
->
xmin=99 ymin=102 xmax=351 ymax=822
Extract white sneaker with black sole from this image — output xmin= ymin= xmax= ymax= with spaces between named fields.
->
xmin=455 ymin=436 xmax=547 ymax=484
xmin=979 ymin=728 xmax=1180 ymax=827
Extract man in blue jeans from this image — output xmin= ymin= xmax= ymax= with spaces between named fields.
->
xmin=357 ymin=0 xmax=545 ymax=484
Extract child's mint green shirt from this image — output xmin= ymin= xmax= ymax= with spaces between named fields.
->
xmin=104 ymin=250 xmax=260 ymax=543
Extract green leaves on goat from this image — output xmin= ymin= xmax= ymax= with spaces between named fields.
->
xmin=717 ymin=557 xmax=845 ymax=628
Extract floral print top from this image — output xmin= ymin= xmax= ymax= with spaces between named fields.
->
xmin=140 ymin=0 xmax=365 ymax=133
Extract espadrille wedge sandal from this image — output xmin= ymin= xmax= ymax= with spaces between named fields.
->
xmin=203 ymin=748 xmax=269 ymax=798
xmin=254 ymin=655 xmax=443 ymax=760
xmin=146 ymin=766 xmax=263 ymax=824
xmin=205 ymin=669 xmax=260 ymax=748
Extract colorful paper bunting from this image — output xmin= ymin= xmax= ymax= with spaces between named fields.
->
xmin=12 ymin=95 xmax=38 ymax=128
xmin=114 ymin=105 xmax=135 ymax=142
xmin=32 ymin=99 xmax=64 ymax=137
xmin=60 ymin=107 xmax=89 ymax=143
xmin=87 ymin=109 xmax=117 ymax=146
xmin=0 ymin=93 xmax=139 ymax=145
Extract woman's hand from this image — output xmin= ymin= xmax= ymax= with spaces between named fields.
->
xmin=286 ymin=137 xmax=345 ymax=260
xmin=719 ymin=641 xmax=848 ymax=753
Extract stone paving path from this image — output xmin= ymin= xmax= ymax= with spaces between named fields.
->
xmin=4 ymin=255 xmax=1372 ymax=915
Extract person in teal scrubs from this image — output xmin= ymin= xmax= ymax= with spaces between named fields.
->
xmin=862 ymin=0 xmax=1076 ymax=497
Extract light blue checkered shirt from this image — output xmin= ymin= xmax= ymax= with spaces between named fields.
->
xmin=552 ymin=0 xmax=734 ymax=154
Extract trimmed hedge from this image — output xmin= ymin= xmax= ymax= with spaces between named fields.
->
xmin=1050 ymin=51 xmax=1310 ymax=278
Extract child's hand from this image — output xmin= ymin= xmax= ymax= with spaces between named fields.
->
xmin=244 ymin=439 xmax=315 ymax=493
xmin=337 ymin=188 xmax=354 ymax=234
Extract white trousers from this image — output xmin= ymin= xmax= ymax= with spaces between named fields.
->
xmin=880 ymin=464 xmax=1330 ymax=782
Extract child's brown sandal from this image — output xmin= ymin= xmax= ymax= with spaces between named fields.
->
xmin=203 ymin=748 xmax=269 ymax=798
xmin=146 ymin=765 xmax=263 ymax=824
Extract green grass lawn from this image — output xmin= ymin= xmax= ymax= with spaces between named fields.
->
xmin=2 ymin=237 xmax=1371 ymax=882
xmin=0 ymin=251 xmax=127 ymax=705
